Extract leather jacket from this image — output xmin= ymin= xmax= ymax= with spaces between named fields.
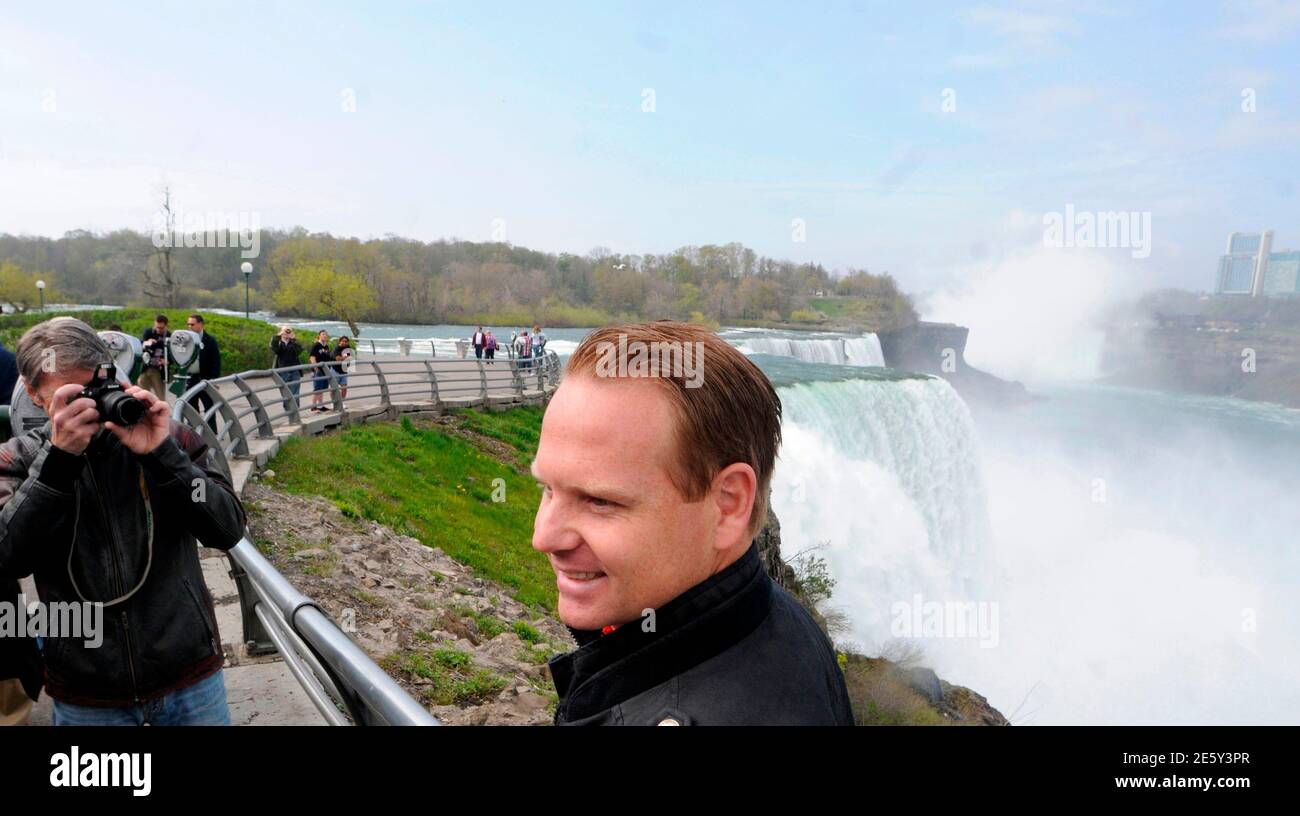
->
xmin=549 ymin=542 xmax=855 ymax=725
xmin=0 ymin=421 xmax=246 ymax=706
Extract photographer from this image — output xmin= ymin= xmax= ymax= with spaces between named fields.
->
xmin=184 ymin=314 xmax=220 ymax=433
xmin=0 ymin=318 xmax=247 ymax=725
xmin=270 ymin=325 xmax=303 ymax=414
xmin=138 ymin=314 xmax=170 ymax=400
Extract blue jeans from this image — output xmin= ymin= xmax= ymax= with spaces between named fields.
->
xmin=282 ymin=370 xmax=302 ymax=413
xmin=52 ymin=669 xmax=231 ymax=726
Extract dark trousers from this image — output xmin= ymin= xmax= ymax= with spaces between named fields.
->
xmin=188 ymin=382 xmax=218 ymax=433
xmin=474 ymin=345 xmax=483 ymax=359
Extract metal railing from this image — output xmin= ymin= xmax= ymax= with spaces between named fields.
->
xmin=171 ymin=348 xmax=563 ymax=726
xmin=349 ymin=336 xmax=549 ymax=361
xmin=172 ymin=350 xmax=562 ymax=482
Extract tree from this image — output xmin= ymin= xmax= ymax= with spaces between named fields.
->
xmin=273 ymin=260 xmax=377 ymax=337
xmin=142 ymin=186 xmax=183 ymax=306
xmin=0 ymin=261 xmax=56 ymax=312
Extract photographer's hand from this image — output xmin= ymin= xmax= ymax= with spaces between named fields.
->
xmin=48 ymin=383 xmax=101 ymax=456
xmin=105 ymin=386 xmax=171 ymax=455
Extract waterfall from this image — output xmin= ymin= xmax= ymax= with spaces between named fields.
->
xmin=770 ymin=376 xmax=993 ymax=654
xmin=739 ymin=334 xmax=885 ymax=367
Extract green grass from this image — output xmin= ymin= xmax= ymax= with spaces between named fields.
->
xmin=270 ymin=410 xmax=556 ymax=610
xmin=454 ymin=606 xmax=509 ymax=639
xmin=512 ymin=620 xmax=542 ymax=644
xmin=808 ymin=297 xmax=860 ymax=319
xmin=384 ymin=649 xmax=508 ymax=706
xmin=447 ymin=406 xmax=543 ymax=470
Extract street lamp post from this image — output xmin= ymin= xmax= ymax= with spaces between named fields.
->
xmin=240 ymin=262 xmax=253 ymax=320
xmin=35 ymin=279 xmax=45 ymax=312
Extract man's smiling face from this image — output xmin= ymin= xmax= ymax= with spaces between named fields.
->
xmin=531 ymin=375 xmax=720 ymax=631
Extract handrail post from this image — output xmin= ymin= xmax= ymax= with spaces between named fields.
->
xmin=207 ymin=381 xmax=249 ymax=457
xmin=269 ymin=368 xmax=302 ymax=425
xmin=327 ymin=365 xmax=343 ymax=412
xmin=175 ymin=399 xmax=232 ymax=482
xmin=372 ymin=360 xmax=390 ymax=408
xmin=422 ymin=360 xmax=440 ymax=403
xmin=478 ymin=358 xmax=488 ymax=401
xmin=232 ymin=374 xmax=274 ymax=439
xmin=510 ymin=358 xmax=524 ymax=399
xmin=229 ymin=554 xmax=276 ymax=656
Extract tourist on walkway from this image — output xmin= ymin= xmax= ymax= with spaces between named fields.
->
xmin=332 ymin=335 xmax=353 ymax=404
xmin=518 ymin=329 xmax=532 ymax=371
xmin=484 ymin=331 xmax=497 ymax=363
xmin=472 ymin=326 xmax=485 ymax=359
xmin=185 ymin=314 xmax=220 ymax=433
xmin=308 ymin=330 xmax=331 ymax=413
xmin=270 ymin=325 xmax=303 ymax=414
xmin=138 ymin=314 xmax=170 ymax=401
xmin=532 ymin=324 xmax=547 ymax=364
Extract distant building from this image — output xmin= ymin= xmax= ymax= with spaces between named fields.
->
xmin=1216 ymin=231 xmax=1300 ymax=297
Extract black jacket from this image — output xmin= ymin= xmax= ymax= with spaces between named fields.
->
xmin=0 ymin=341 xmax=17 ymax=407
xmin=270 ymin=335 xmax=303 ymax=369
xmin=0 ymin=421 xmax=246 ymax=705
xmin=0 ymin=578 xmax=42 ymax=701
xmin=188 ymin=332 xmax=221 ymax=386
xmin=549 ymin=542 xmax=854 ymax=725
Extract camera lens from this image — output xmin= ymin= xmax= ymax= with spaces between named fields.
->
xmin=101 ymin=391 xmax=146 ymax=425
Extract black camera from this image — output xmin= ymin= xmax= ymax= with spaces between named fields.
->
xmin=78 ymin=364 xmax=146 ymax=426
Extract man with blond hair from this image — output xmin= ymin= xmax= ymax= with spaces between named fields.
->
xmin=533 ymin=320 xmax=853 ymax=725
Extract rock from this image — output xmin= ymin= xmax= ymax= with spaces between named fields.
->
xmin=262 ymin=469 xmax=276 ymax=480
xmin=507 ymin=692 xmax=548 ymax=716
xmin=906 ymin=667 xmax=943 ymax=705
xmin=292 ymin=548 xmax=327 ymax=561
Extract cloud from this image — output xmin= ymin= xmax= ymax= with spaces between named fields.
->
xmin=1217 ymin=0 xmax=1300 ymax=42
xmin=962 ymin=6 xmax=1081 ymax=46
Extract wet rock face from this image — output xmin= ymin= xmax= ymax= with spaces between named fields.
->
xmin=753 ymin=506 xmax=797 ymax=593
xmin=878 ymin=321 xmax=1032 ymax=408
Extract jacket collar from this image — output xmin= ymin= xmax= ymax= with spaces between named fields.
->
xmin=549 ymin=541 xmax=772 ymax=721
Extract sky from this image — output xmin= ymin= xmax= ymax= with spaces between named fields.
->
xmin=2 ymin=0 xmax=1300 ymax=302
